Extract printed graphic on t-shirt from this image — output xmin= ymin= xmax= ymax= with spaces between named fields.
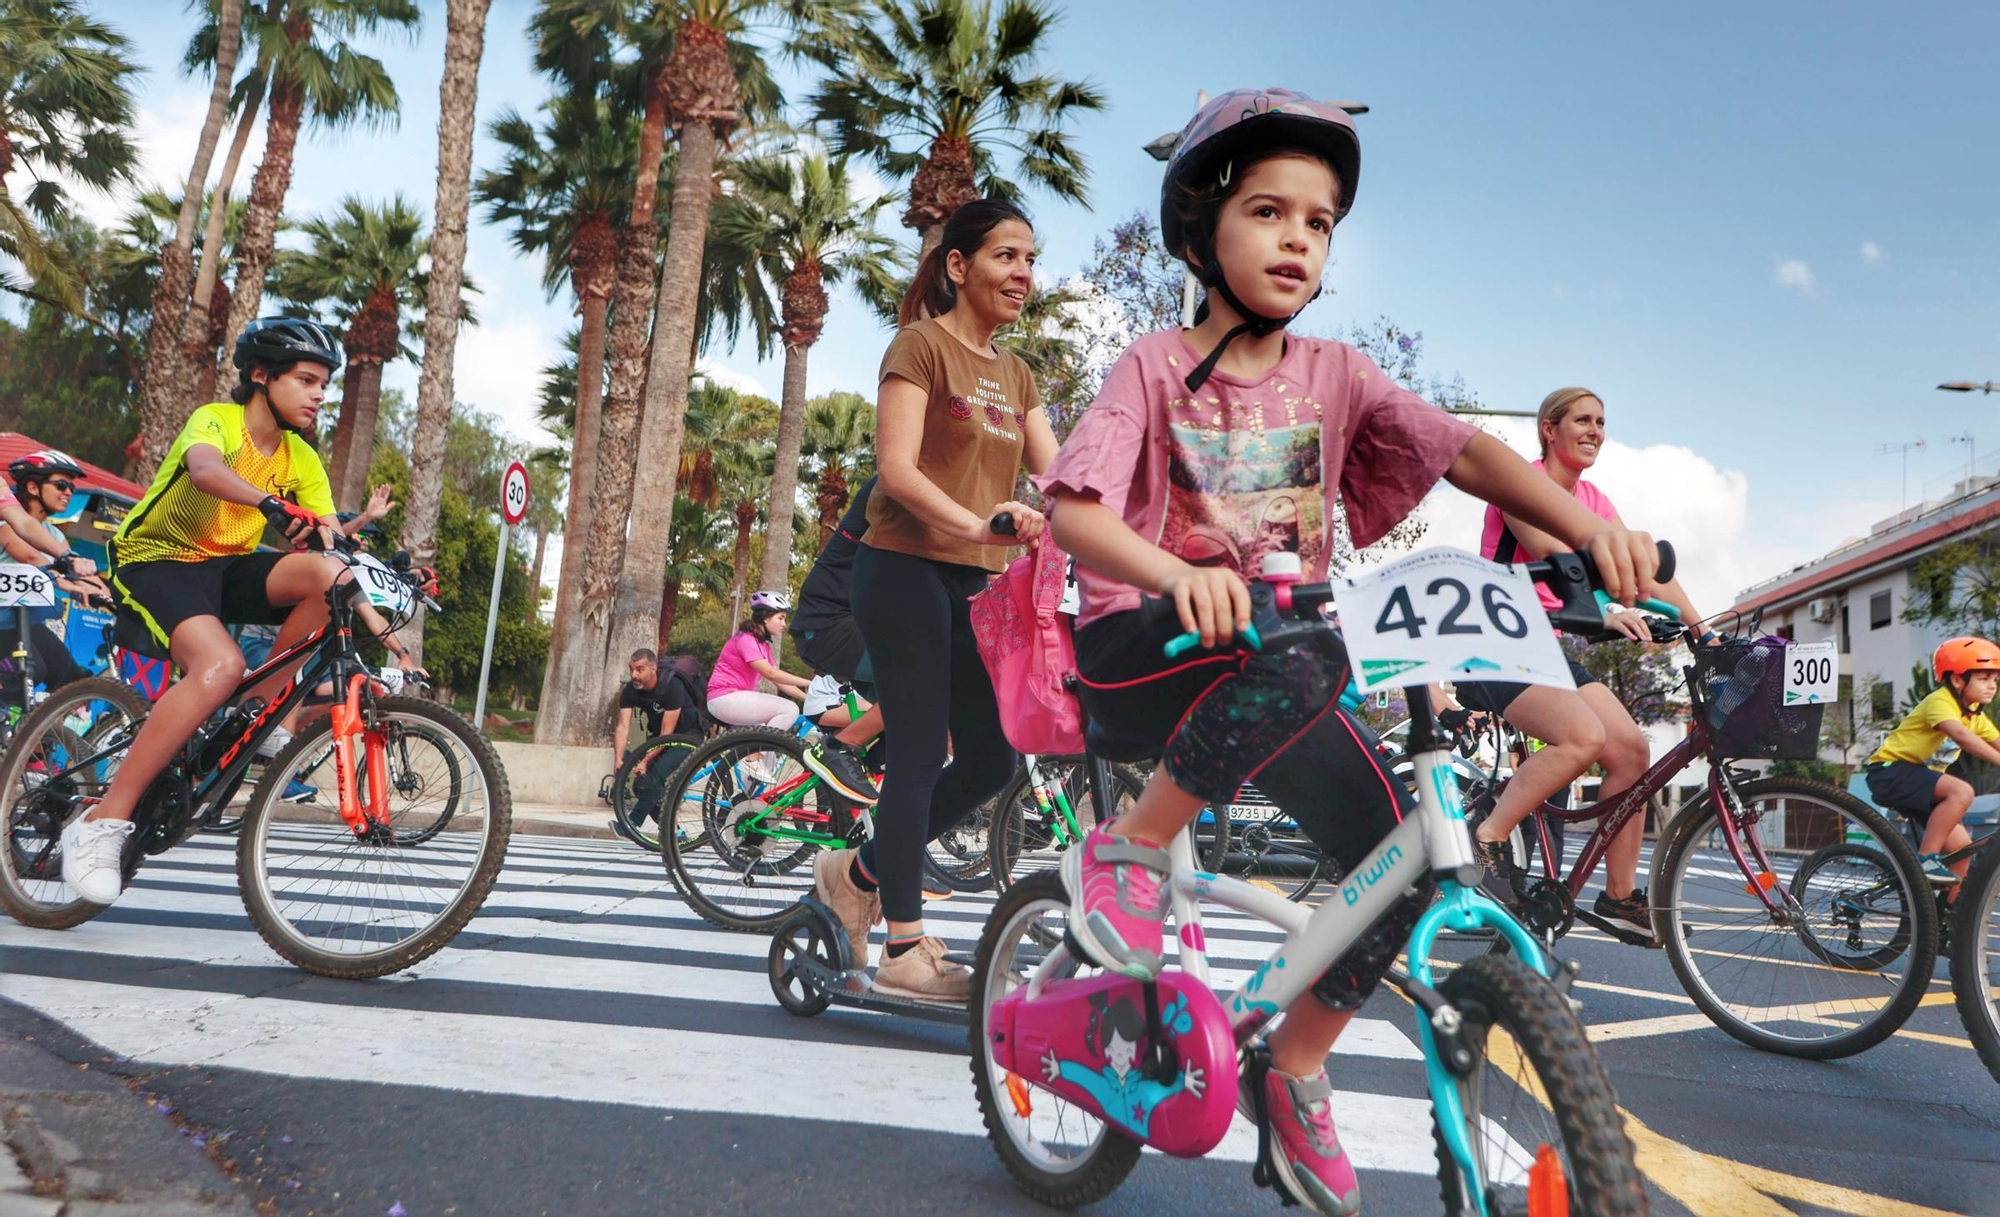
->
xmin=955 ymin=374 xmax=1021 ymax=445
xmin=1160 ymin=422 xmax=1324 ymax=581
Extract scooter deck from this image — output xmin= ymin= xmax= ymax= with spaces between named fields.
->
xmin=800 ymin=954 xmax=971 ymax=1025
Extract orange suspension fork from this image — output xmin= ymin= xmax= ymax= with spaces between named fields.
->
xmin=328 ymin=672 xmax=390 ymax=834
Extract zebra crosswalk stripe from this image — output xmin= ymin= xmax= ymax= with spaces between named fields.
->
xmin=0 ymin=831 xmax=1458 ymax=1177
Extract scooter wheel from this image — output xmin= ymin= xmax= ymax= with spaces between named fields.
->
xmin=769 ymin=901 xmax=843 ymax=1017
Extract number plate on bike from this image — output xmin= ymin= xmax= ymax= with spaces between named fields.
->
xmin=1337 ymin=548 xmax=1572 ymax=693
xmin=0 ymin=563 xmax=55 ymax=607
xmin=1226 ymin=803 xmax=1283 ymax=824
xmin=352 ymin=552 xmax=415 ymax=616
xmin=1782 ymin=640 xmax=1836 ymax=704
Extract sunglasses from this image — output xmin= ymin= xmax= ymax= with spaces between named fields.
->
xmin=46 ymin=479 xmax=74 ymax=494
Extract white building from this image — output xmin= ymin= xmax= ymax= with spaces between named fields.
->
xmin=1728 ymin=475 xmax=2000 ymax=760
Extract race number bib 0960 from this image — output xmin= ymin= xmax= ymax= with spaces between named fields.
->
xmin=1337 ymin=548 xmax=1574 ymax=694
xmin=0 ymin=563 xmax=56 ymax=608
xmin=352 ymin=552 xmax=415 ymax=617
xmin=1782 ymin=640 xmax=1837 ymax=705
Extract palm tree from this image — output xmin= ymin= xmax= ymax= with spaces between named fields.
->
xmin=138 ymin=0 xmax=245 ymax=441
xmin=605 ymin=0 xmax=862 ymax=702
xmin=812 ymin=0 xmax=1103 ymax=260
xmin=0 ymin=0 xmax=139 ymax=308
xmin=710 ymin=150 xmax=901 ymax=595
xmin=399 ymin=0 xmax=488 ymax=666
xmin=799 ymin=388 xmax=874 ymax=544
xmin=176 ymin=63 xmax=268 ymax=410
xmin=271 ymin=194 xmax=431 ymax=509
xmin=661 ymin=495 xmax=732 ymax=645
xmin=478 ymin=87 xmax=653 ymax=715
xmin=201 ymin=0 xmax=420 ymax=432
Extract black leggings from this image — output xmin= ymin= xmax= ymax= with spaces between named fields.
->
xmin=850 ymin=545 xmax=1017 ymax=922
xmin=1074 ymin=610 xmax=1428 ymax=1012
xmin=0 ymin=621 xmax=88 ymax=704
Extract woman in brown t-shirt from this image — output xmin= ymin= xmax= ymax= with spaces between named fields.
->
xmin=809 ymin=198 xmax=1060 ymax=1002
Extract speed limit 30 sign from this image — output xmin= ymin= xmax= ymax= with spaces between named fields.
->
xmin=501 ymin=460 xmax=531 ymax=525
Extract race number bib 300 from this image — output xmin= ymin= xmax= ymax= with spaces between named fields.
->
xmin=1782 ymin=640 xmax=1837 ymax=705
xmin=1337 ymin=548 xmax=1574 ymax=694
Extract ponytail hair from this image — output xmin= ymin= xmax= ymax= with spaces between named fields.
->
xmin=896 ymin=197 xmax=1033 ymax=328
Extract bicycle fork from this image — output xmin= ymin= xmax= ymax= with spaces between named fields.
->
xmin=328 ymin=672 xmax=391 ymax=838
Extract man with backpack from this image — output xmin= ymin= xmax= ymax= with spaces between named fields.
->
xmin=608 ymin=648 xmax=702 ymax=845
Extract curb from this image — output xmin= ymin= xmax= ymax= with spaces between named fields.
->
xmin=0 ymin=1000 xmax=258 ymax=1215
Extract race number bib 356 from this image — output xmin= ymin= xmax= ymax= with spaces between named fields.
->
xmin=1337 ymin=548 xmax=1574 ymax=694
xmin=0 ymin=564 xmax=56 ymax=608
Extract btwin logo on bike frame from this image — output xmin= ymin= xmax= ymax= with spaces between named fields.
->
xmin=1340 ymin=843 xmax=1404 ymax=907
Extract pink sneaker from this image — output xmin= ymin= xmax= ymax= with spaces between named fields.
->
xmin=1060 ymin=826 xmax=1169 ymax=978
xmin=1249 ymin=1067 xmax=1362 ymax=1217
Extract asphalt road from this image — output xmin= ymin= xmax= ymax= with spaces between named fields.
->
xmin=1 ymin=830 xmax=1994 ymax=1216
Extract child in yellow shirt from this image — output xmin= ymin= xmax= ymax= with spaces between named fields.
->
xmin=1865 ymin=636 xmax=2000 ymax=887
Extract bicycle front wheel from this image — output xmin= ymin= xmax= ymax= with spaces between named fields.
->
xmin=236 ymin=696 xmax=511 ymax=978
xmin=1952 ymin=836 xmax=2000 ymax=1083
xmin=661 ymin=727 xmax=849 ymax=932
xmin=612 ymin=734 xmax=700 ymax=853
xmin=1652 ymin=775 xmax=1935 ymax=1059
xmin=1431 ymin=953 xmax=1647 ymax=1216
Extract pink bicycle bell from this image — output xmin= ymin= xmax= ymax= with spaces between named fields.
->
xmin=986 ymin=972 xmax=1238 ymax=1158
xmin=1261 ymin=551 xmax=1302 ymax=611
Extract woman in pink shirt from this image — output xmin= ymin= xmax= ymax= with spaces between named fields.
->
xmin=1038 ymin=89 xmax=1665 ymax=1215
xmin=707 ymin=593 xmax=810 ymax=728
xmin=1455 ymin=387 xmax=1711 ymax=935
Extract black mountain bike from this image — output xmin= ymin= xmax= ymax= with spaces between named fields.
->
xmin=0 ymin=541 xmax=510 ymax=978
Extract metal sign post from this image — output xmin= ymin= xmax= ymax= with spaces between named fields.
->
xmin=475 ymin=461 xmax=530 ymax=731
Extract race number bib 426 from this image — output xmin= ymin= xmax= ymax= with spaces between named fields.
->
xmin=1337 ymin=548 xmax=1574 ymax=694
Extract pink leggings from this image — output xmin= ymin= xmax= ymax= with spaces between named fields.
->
xmin=707 ymin=691 xmax=797 ymax=729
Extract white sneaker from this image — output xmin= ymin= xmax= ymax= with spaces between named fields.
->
xmin=256 ymin=725 xmax=293 ymax=760
xmin=60 ymin=816 xmax=133 ymax=904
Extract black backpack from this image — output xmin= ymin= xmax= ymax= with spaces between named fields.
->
xmin=662 ymin=654 xmax=715 ymax=735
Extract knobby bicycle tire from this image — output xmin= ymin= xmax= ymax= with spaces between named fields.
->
xmin=1651 ymin=775 xmax=1935 ymax=1059
xmin=612 ymin=734 xmax=702 ymax=852
xmin=0 ymin=676 xmax=149 ymax=930
xmin=1951 ymin=836 xmax=2000 ymax=1084
xmin=235 ymin=696 xmax=511 ymax=979
xmin=1431 ymin=954 xmax=1647 ymax=1216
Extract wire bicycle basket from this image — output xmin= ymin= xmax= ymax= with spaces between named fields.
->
xmin=1691 ymin=638 xmax=1824 ymax=760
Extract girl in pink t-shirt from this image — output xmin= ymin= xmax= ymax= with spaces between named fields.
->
xmin=1037 ymin=88 xmax=1665 ymax=1211
xmin=1452 ymin=388 xmax=1712 ymax=934
xmin=707 ymin=599 xmax=810 ymax=729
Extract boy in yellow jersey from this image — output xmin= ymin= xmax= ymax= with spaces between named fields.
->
xmin=1865 ymin=635 xmax=2000 ymax=889
xmin=61 ymin=318 xmax=418 ymax=905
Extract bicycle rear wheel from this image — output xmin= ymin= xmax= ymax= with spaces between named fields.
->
xmin=661 ymin=727 xmax=851 ymax=932
xmin=1224 ymin=785 xmax=1330 ymax=902
xmin=1652 ymin=775 xmax=1935 ymax=1059
xmin=0 ymin=677 xmax=146 ymax=929
xmin=611 ymin=734 xmax=700 ymax=853
xmin=236 ymin=696 xmax=510 ymax=978
xmin=1952 ymin=836 xmax=2000 ymax=1084
xmin=924 ymin=802 xmax=994 ymax=892
xmin=1431 ymin=954 xmax=1647 ymax=1216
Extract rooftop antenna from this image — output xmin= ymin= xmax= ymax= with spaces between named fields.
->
xmin=1948 ymin=432 xmax=1976 ymax=486
xmin=1877 ymin=439 xmax=1926 ymax=511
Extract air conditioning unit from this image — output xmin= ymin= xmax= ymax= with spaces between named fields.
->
xmin=1808 ymin=597 xmax=1839 ymax=623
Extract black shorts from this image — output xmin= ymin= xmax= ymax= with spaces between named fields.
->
xmin=1865 ymin=761 xmax=1945 ymax=824
xmin=791 ymin=616 xmax=875 ymax=698
xmin=111 ymin=553 xmax=291 ymax=655
xmin=1456 ymin=657 xmax=1601 ymax=717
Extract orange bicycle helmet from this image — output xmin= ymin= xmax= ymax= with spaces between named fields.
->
xmin=1932 ymin=636 xmax=2000 ymax=683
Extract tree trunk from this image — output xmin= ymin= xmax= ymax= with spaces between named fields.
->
xmin=728 ymin=498 xmax=755 ymax=613
xmin=530 ymin=221 xmax=614 ymax=743
xmin=536 ymin=68 xmax=671 ymax=746
xmin=327 ymin=358 xmax=383 ymax=509
xmin=815 ymin=462 xmax=849 ymax=547
xmin=137 ymin=0 xmax=242 ymax=473
xmin=218 ymin=10 xmax=312 ymax=388
xmin=906 ymin=136 xmax=978 ymax=267
xmin=759 ymin=259 xmax=823 ymax=597
xmin=658 ymin=573 xmax=680 ymax=649
xmin=397 ymin=0 xmax=491 ymax=666
xmin=175 ymin=69 xmax=265 ymax=427
xmin=603 ymin=21 xmax=739 ymax=694
xmin=527 ymin=521 xmax=549 ymax=625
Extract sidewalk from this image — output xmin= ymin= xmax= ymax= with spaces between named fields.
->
xmin=0 ymin=1000 xmax=257 ymax=1216
xmin=510 ymin=801 xmax=621 ymax=841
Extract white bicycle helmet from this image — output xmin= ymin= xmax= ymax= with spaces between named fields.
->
xmin=749 ymin=590 xmax=791 ymax=612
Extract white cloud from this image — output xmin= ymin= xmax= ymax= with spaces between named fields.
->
xmin=444 ymin=318 xmax=559 ymax=443
xmin=694 ymin=358 xmax=770 ymax=399
xmin=1775 ymin=258 xmax=1817 ymax=295
xmin=1860 ymin=241 xmax=1886 ymax=267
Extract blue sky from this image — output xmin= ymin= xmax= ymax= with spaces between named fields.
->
xmin=39 ymin=1 xmax=2000 ymax=606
